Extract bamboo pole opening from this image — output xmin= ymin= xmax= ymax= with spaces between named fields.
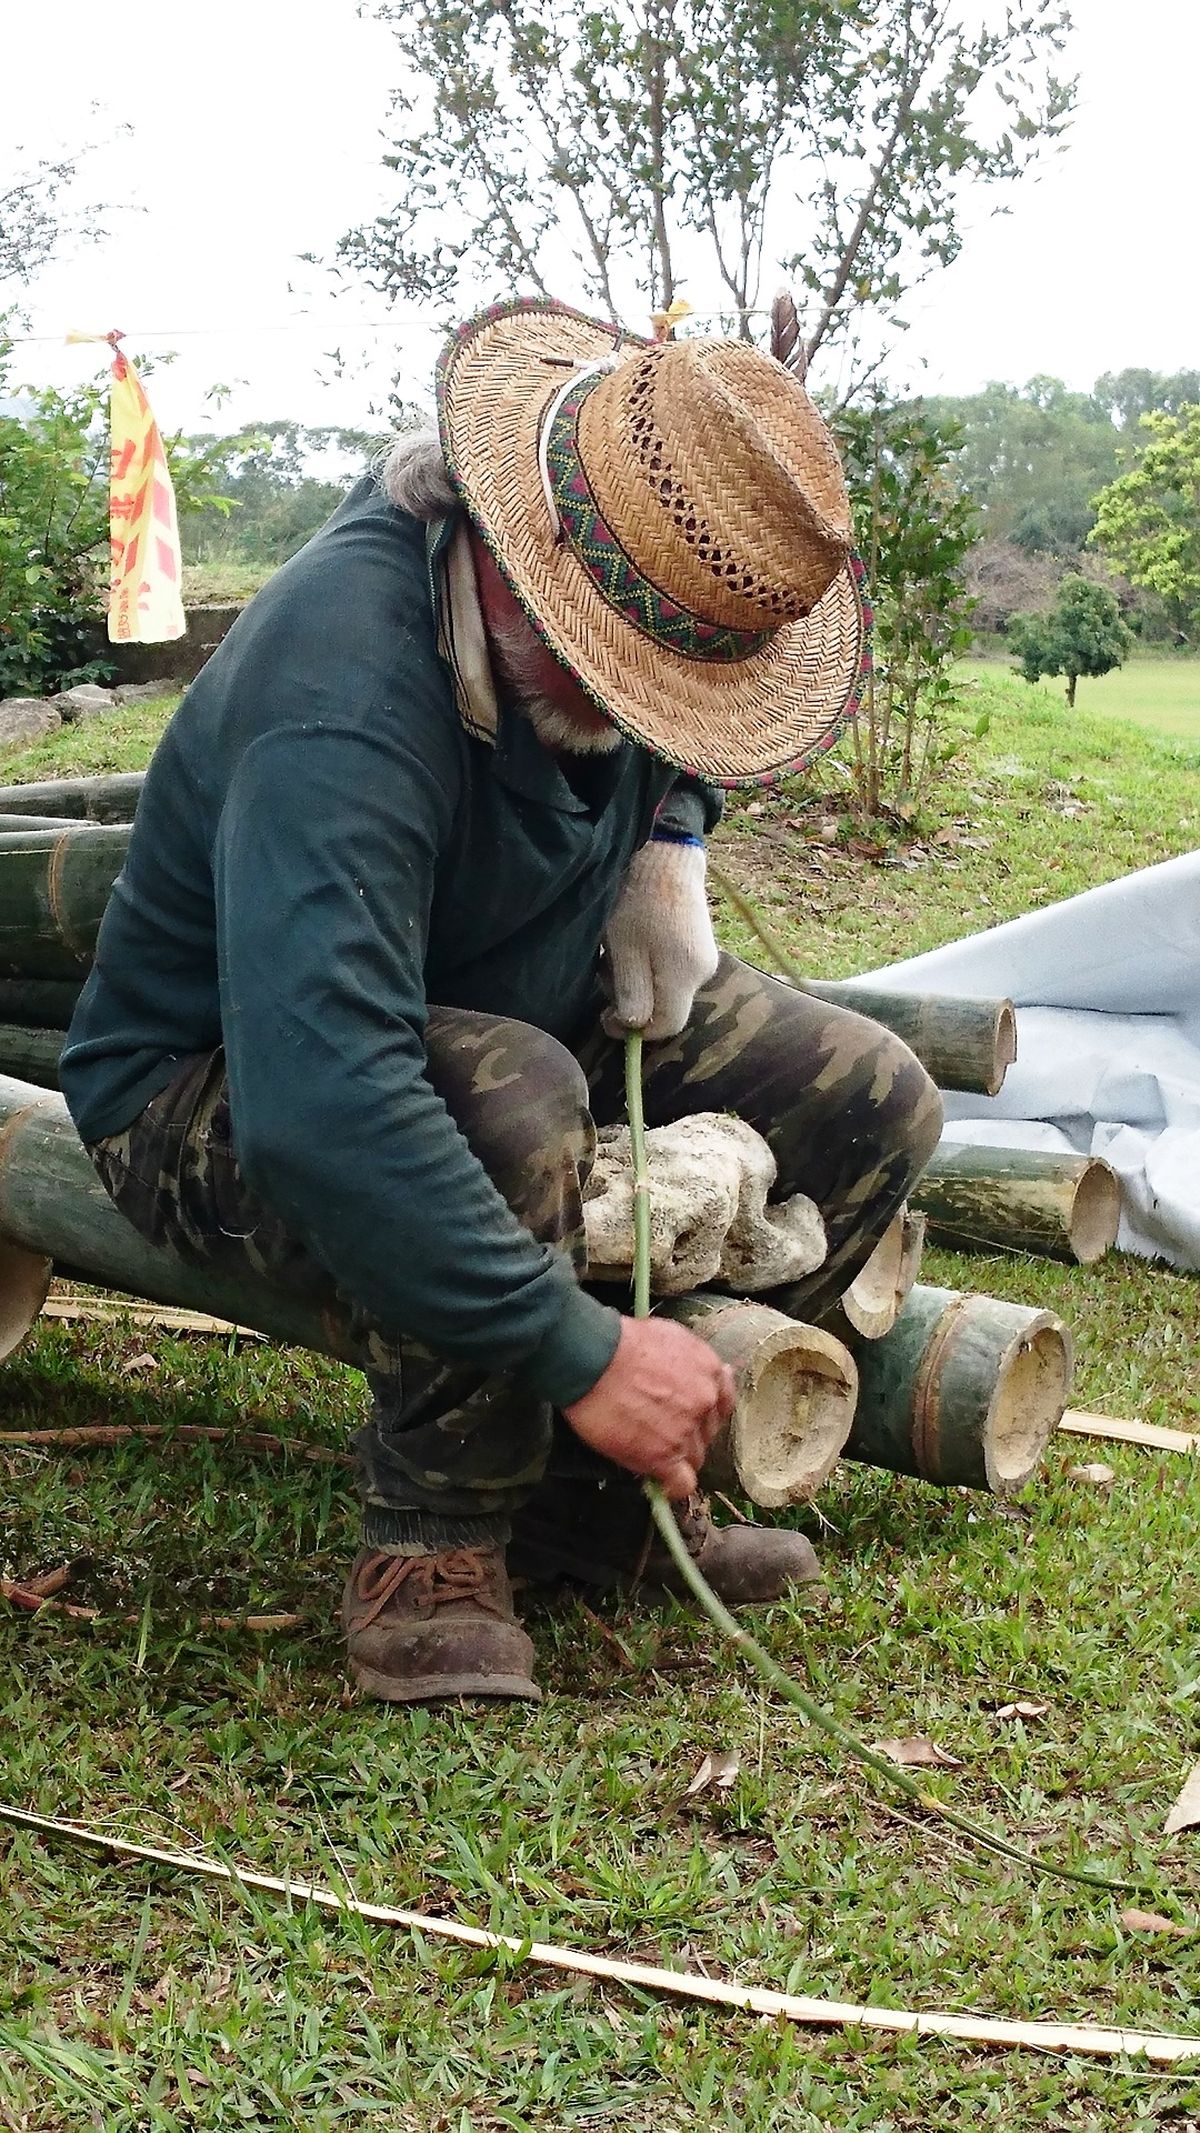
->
xmin=664 ymin=1297 xmax=858 ymax=1507
xmin=994 ymin=1003 xmax=1018 ymax=1087
xmin=840 ymin=1207 xmax=925 ymax=1339
xmin=982 ymin=1316 xmax=1074 ymax=1493
xmin=0 ymin=1235 xmax=52 ymax=1362
xmin=1070 ymin=1161 xmax=1122 ymax=1264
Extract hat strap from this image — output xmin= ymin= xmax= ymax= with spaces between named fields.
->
xmin=536 ymin=356 xmax=622 ymax=543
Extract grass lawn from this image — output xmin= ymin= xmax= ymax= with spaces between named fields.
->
xmin=965 ymin=655 xmax=1200 ymax=743
xmin=3 ymin=676 xmax=1200 ymax=2129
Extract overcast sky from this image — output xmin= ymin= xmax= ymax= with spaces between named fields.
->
xmin=6 ymin=0 xmax=1196 ymax=439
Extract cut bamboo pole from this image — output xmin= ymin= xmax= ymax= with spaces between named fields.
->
xmin=0 ymin=1026 xmax=61 ymax=1089
xmin=0 ymin=824 xmax=130 ymax=977
xmin=0 ymin=980 xmax=83 ymax=1028
xmin=0 ymin=1073 xmax=377 ymax=1368
xmin=840 ymin=1206 xmax=926 ymax=1339
xmin=843 ymin=1283 xmax=1073 ymax=1494
xmin=708 ymin=867 xmax=1017 ymax=1098
xmin=911 ymin=1147 xmax=1120 ymax=1264
xmin=0 ymin=814 xmax=92 ymax=834
xmin=662 ymin=1295 xmax=857 ymax=1507
xmin=3 ymin=1808 xmax=1197 ymax=2064
xmin=0 ymin=1234 xmax=52 ymax=1365
xmin=0 ymin=771 xmax=143 ymax=821
xmin=803 ymin=981 xmax=1018 ymax=1097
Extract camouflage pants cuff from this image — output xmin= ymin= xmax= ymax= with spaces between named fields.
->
xmin=361 ymin=1505 xmax=512 ymax=1552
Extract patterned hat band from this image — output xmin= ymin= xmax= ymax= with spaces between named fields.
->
xmin=539 ymin=369 xmax=775 ymax=666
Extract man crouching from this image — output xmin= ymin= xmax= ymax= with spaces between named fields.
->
xmin=60 ymin=300 xmax=941 ymax=1704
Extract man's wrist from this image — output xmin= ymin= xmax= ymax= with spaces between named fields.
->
xmin=649 ymin=826 xmax=704 ymax=849
xmin=510 ymin=1280 xmax=622 ymax=1408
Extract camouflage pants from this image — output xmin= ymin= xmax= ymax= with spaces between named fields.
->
xmin=86 ymin=953 xmax=941 ymax=1547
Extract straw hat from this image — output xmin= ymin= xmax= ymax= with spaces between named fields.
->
xmin=436 ymin=298 xmax=869 ymax=787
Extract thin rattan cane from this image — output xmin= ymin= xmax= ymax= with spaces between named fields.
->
xmin=436 ymin=299 xmax=866 ymax=786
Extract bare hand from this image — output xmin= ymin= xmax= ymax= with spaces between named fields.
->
xmin=563 ymin=1316 xmax=736 ymax=1498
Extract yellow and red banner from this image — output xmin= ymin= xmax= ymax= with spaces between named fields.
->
xmin=106 ymin=348 xmax=185 ymax=644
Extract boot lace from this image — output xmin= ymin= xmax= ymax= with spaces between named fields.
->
xmin=669 ymin=1493 xmax=711 ymax=1557
xmin=349 ymin=1548 xmax=504 ymax=1633
xmin=635 ymin=1491 xmax=711 ymax=1580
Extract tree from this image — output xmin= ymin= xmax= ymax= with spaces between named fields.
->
xmin=1088 ymin=406 xmax=1200 ymax=643
xmin=1 ymin=138 xmax=119 ymax=298
xmin=339 ymin=0 xmax=1073 ymax=381
xmin=1008 ymin=574 xmax=1130 ymax=707
xmin=0 ymin=355 xmax=234 ymax=696
xmin=835 ymin=397 xmax=977 ymax=816
xmin=1092 ymin=368 xmax=1200 ymax=431
xmin=177 ymin=421 xmax=382 ymax=571
xmin=923 ymin=377 xmax=1121 ymax=553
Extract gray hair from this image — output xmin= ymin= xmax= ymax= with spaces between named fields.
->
xmin=377 ymin=429 xmax=458 ymax=520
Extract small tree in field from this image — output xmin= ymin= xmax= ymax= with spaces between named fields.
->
xmin=835 ymin=396 xmax=977 ymax=819
xmin=1009 ymin=574 xmax=1130 ymax=708
xmin=1088 ymin=405 xmax=1200 ymax=643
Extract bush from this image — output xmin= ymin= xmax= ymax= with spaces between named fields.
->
xmin=0 ymin=349 xmax=232 ymax=698
xmin=834 ymin=400 xmax=978 ymax=822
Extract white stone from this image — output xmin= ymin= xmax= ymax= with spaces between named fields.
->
xmin=54 ymin=683 xmax=114 ymax=720
xmin=583 ymin=1112 xmax=827 ymax=1294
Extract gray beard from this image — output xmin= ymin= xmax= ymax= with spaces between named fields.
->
xmin=520 ymin=693 xmax=623 ymax=756
xmin=486 ymin=616 xmax=622 ymax=757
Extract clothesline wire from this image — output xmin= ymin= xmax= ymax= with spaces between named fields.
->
xmin=3 ymin=305 xmax=771 ymax=348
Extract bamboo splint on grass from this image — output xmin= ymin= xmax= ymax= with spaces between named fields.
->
xmin=623 ymin=1034 xmax=1185 ymax=1907
xmin=1060 ymin=1411 xmax=1200 ymax=1453
xmin=3 ymin=1807 xmax=1198 ymax=2065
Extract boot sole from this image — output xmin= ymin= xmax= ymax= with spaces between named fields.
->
xmin=350 ymin=1661 xmax=543 ymax=1705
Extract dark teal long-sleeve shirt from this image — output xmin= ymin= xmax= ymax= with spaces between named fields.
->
xmin=61 ymin=477 xmax=718 ymax=1405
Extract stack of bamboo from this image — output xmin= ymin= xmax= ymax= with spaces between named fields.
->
xmin=0 ymin=769 xmax=1118 ymax=1518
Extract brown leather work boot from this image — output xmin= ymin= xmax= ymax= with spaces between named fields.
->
xmin=642 ymin=1492 xmax=822 ymax=1607
xmin=342 ymin=1544 xmax=541 ymax=1704
xmin=508 ymin=1473 xmax=821 ymax=1608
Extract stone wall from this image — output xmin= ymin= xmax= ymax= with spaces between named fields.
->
xmin=82 ymin=604 xmax=245 ymax=688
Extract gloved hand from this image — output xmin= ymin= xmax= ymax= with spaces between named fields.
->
xmin=602 ymin=834 xmax=720 ymax=1042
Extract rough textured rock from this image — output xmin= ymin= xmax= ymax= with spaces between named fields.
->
xmin=583 ymin=1112 xmax=827 ymax=1294
xmin=0 ymin=697 xmax=63 ymax=748
xmin=54 ymin=683 xmax=115 ymax=721
xmin=113 ymin=680 xmax=171 ymax=706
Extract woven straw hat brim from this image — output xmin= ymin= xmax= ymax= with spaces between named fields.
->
xmin=437 ymin=301 xmax=868 ymax=788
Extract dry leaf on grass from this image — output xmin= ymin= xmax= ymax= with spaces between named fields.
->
xmin=994 ymin=1701 xmax=1049 ymax=1722
xmin=1165 ymin=1760 xmax=1200 ymax=1836
xmin=684 ymin=1750 xmax=740 ymax=1798
xmin=120 ymin=1351 xmax=160 ymax=1375
xmin=1067 ymin=1462 xmax=1115 ymax=1486
xmin=871 ymin=1737 xmax=962 ymax=1770
xmin=1121 ymin=1908 xmax=1194 ymax=1936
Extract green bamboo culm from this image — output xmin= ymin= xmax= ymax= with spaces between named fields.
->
xmin=621 ymin=1031 xmax=1177 ymax=1907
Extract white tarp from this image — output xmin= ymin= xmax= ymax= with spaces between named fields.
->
xmin=856 ymin=850 xmax=1200 ymax=1269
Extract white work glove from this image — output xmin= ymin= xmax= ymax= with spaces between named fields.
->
xmin=602 ymin=833 xmax=720 ymax=1042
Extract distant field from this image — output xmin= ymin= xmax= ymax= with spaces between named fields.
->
xmin=964 ymin=655 xmax=1200 ymax=741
